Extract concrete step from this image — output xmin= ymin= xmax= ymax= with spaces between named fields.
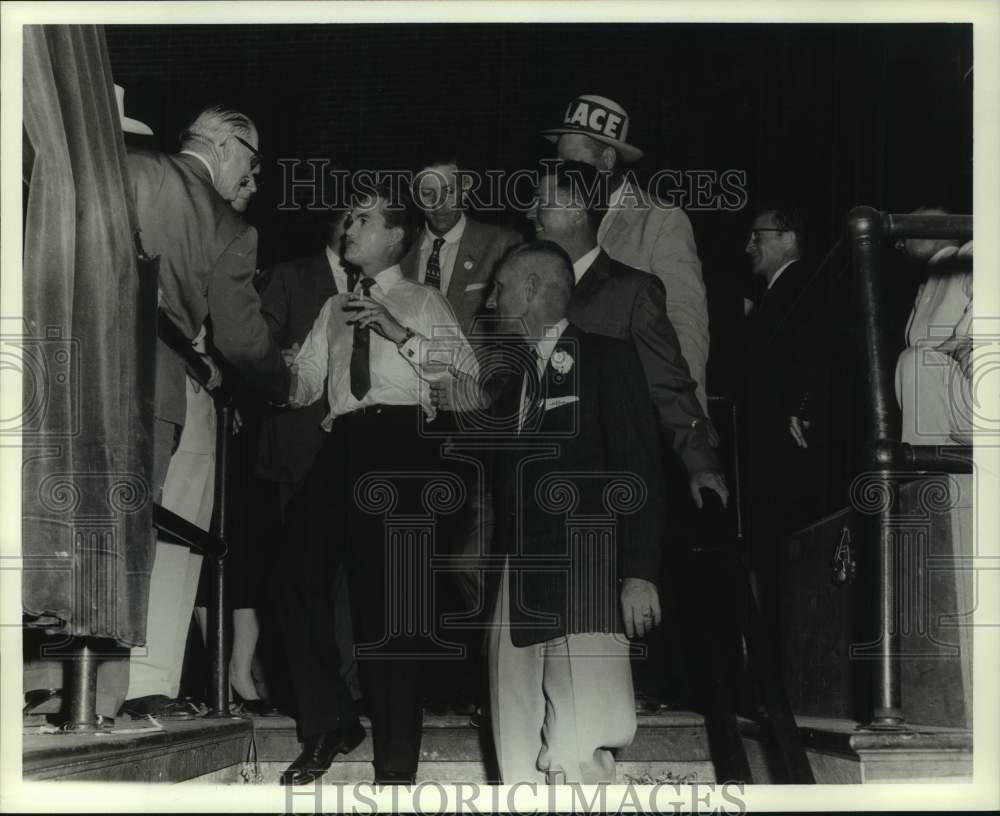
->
xmin=250 ymin=711 xmax=710 ymax=763
xmin=23 ymin=717 xmax=252 ymax=782
xmin=187 ymin=759 xmax=716 ymax=785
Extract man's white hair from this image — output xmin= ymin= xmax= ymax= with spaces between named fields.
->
xmin=179 ymin=105 xmax=255 ymax=149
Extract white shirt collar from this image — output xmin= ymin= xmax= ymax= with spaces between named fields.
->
xmin=369 ymin=264 xmax=403 ymax=292
xmin=767 ymin=258 xmax=797 ymax=290
xmin=179 ymin=150 xmax=215 ymax=185
xmin=537 ymin=318 xmax=570 ymax=363
xmin=572 ymin=246 xmax=602 ymax=283
xmin=423 ymin=213 xmax=467 ymax=247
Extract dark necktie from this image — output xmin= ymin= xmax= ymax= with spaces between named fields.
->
xmin=425 ymin=237 xmax=445 ymax=289
xmin=350 ymin=277 xmax=375 ymax=400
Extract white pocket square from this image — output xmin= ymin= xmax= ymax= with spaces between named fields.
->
xmin=544 ymin=396 xmax=579 ymax=411
xmin=464 ymin=282 xmax=488 ymax=291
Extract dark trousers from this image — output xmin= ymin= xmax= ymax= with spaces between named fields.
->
xmin=273 ymin=405 xmax=447 ymax=775
xmin=270 ymin=427 xmax=357 ymax=741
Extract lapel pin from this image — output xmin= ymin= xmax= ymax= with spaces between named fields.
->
xmin=464 ymin=260 xmax=474 ymax=270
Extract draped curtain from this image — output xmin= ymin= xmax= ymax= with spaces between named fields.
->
xmin=22 ymin=25 xmax=156 ymax=646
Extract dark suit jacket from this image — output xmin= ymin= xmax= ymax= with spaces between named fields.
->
xmin=568 ymin=249 xmax=719 ymax=476
xmin=492 ymin=323 xmax=665 ymax=647
xmin=401 ymin=216 xmax=521 ymax=336
xmin=255 ymin=250 xmax=340 ymax=484
xmin=741 ymin=260 xmax=822 ymax=542
xmin=127 ymin=149 xmax=289 ymax=425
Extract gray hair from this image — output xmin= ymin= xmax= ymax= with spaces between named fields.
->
xmin=179 ymin=105 xmax=256 ymax=150
xmin=501 ymin=241 xmax=575 ymax=311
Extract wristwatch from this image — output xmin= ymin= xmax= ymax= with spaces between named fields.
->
xmin=397 ymin=326 xmax=416 ymax=347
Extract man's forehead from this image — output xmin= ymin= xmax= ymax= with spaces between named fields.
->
xmin=751 ymin=212 xmax=778 ymax=228
xmin=351 ymin=194 xmax=387 ymax=215
xmin=418 ymin=164 xmax=458 ymax=188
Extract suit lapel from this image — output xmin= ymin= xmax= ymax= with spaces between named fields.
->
xmin=446 ymin=217 xmax=481 ymax=302
xmin=400 ymin=236 xmax=421 ymax=282
xmin=573 ymin=250 xmax=612 ymax=308
xmin=755 ymin=261 xmax=801 ymax=347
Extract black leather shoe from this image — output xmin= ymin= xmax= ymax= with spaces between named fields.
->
xmin=375 ymin=770 xmax=416 ymax=786
xmin=280 ymin=720 xmax=367 ymax=786
xmin=232 ymin=690 xmax=281 ymax=717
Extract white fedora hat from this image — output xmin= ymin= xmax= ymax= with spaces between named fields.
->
xmin=114 ymin=84 xmax=153 ymax=136
xmin=541 ymin=94 xmax=643 ymax=163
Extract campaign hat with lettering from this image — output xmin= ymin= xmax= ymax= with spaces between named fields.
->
xmin=541 ymin=94 xmax=643 ymax=162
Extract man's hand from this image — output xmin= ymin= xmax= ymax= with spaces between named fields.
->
xmin=689 ymin=471 xmax=729 ymax=508
xmin=621 ymin=577 xmax=661 ymax=639
xmin=191 ymin=354 xmax=222 ymax=393
xmin=789 ymin=415 xmax=811 ymax=449
xmin=430 ymin=367 xmax=487 ymax=413
xmin=286 ymin=364 xmax=300 ymax=408
xmin=281 ymin=342 xmax=301 ymax=368
xmin=349 ymin=295 xmax=407 ymax=344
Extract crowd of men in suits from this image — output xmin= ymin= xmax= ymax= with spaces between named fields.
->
xmin=36 ymin=86 xmax=971 ymax=787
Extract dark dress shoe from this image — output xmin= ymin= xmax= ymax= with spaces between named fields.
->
xmin=122 ymin=694 xmax=200 ymax=720
xmin=468 ymin=705 xmax=488 ymax=729
xmin=280 ymin=720 xmax=367 ymax=786
xmin=375 ymin=770 xmax=416 ymax=786
xmin=232 ymin=690 xmax=281 ymax=717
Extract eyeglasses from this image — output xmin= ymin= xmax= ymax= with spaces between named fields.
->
xmin=233 ymin=134 xmax=262 ymax=170
xmin=747 ymin=228 xmax=787 ymax=243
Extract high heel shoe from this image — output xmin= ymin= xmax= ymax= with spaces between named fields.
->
xmin=231 ymin=688 xmax=280 ymax=717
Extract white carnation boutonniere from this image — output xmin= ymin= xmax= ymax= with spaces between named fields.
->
xmin=549 ymin=349 xmax=574 ymax=375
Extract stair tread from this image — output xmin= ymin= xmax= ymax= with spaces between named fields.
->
xmin=230 ymin=759 xmax=715 ymax=785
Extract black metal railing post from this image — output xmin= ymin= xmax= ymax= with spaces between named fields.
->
xmin=847 ymin=206 xmax=906 ymax=729
xmin=61 ymin=638 xmax=101 ymax=732
xmin=847 ymin=208 xmax=973 ymax=731
xmin=205 ymin=398 xmax=233 ymax=718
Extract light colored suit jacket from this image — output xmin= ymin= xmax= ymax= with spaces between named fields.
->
xmin=599 ymin=181 xmax=710 ymax=412
xmin=401 ymin=216 xmax=522 ymax=336
xmin=128 ymin=149 xmax=289 ymax=425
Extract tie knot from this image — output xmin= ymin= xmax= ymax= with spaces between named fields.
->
xmin=359 ymin=277 xmax=375 ymax=295
xmin=433 ymin=237 xmax=445 ymax=250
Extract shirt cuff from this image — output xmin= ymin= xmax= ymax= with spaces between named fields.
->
xmin=398 ymin=331 xmax=423 ymax=363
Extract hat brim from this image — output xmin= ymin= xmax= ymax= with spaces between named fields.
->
xmin=541 ymin=127 xmax=644 ymax=163
xmin=122 ymin=115 xmax=153 ymax=136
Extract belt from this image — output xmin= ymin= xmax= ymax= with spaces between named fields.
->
xmin=342 ymin=404 xmax=421 ymax=419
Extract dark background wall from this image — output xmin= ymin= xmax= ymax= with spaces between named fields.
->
xmin=106 ymin=22 xmax=973 ymax=404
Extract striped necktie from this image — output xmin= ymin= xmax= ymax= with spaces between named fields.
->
xmin=425 ymin=237 xmax=445 ymax=289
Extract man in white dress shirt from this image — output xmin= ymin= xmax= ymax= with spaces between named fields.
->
xmin=272 ymin=183 xmax=478 ymax=786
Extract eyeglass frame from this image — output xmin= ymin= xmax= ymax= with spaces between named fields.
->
xmin=232 ymin=134 xmax=262 ymax=170
xmin=747 ymin=227 xmax=788 ymax=243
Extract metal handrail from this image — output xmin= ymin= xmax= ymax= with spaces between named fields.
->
xmin=846 ymin=206 xmax=972 ymax=730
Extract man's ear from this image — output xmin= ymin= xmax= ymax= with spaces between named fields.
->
xmin=524 ymin=272 xmax=539 ymax=303
xmin=387 ymin=224 xmax=405 ymax=255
